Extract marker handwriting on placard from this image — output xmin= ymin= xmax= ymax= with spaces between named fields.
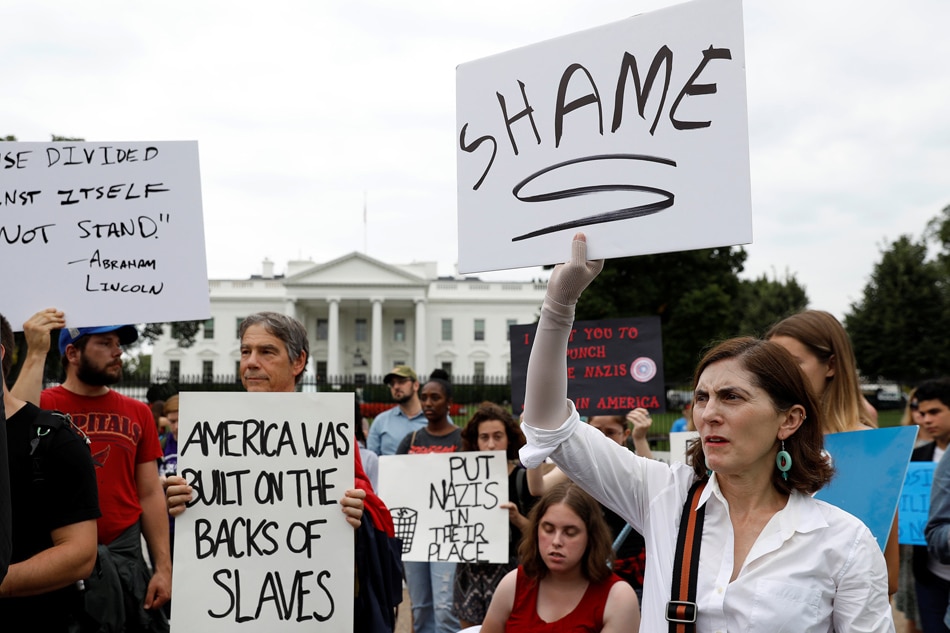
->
xmin=181 ymin=467 xmax=339 ymax=508
xmin=424 ymin=454 xmax=500 ymax=562
xmin=208 ymin=568 xmax=335 ymax=623
xmin=460 ymin=44 xmax=733 ymax=240
xmin=460 ymin=45 xmax=732 ymax=188
xmin=0 ymin=223 xmax=55 ymax=244
xmin=57 ymin=182 xmax=170 ymax=205
xmin=0 ymin=190 xmax=41 ymax=205
xmin=46 ymin=145 xmax=159 ymax=167
xmin=181 ymin=419 xmax=351 ymax=459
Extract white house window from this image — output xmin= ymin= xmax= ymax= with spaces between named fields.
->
xmin=506 ymin=319 xmax=516 ymax=341
xmin=316 ymin=318 xmax=329 ymax=341
xmin=355 ymin=318 xmax=367 ymax=342
xmin=203 ymin=318 xmax=215 ymax=340
xmin=474 ymin=319 xmax=486 ymax=341
xmin=441 ymin=319 xmax=453 ymax=342
xmin=393 ymin=319 xmax=406 ymax=342
xmin=202 ymin=360 xmax=214 ymax=382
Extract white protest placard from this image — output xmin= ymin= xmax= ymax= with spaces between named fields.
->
xmin=0 ymin=141 xmax=209 ymax=328
xmin=456 ymin=0 xmax=750 ymax=273
xmin=172 ymin=392 xmax=355 ymax=632
xmin=670 ymin=431 xmax=700 ymax=464
xmin=378 ymin=451 xmax=509 ymax=563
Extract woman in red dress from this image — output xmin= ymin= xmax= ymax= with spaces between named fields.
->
xmin=481 ymin=482 xmax=639 ymax=632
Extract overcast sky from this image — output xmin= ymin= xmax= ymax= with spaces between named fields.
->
xmin=3 ymin=0 xmax=948 ymax=320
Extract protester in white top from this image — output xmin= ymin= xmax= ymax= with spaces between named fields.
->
xmin=519 ymin=234 xmax=895 ymax=633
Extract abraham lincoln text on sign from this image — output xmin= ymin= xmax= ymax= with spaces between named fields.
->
xmin=0 ymin=141 xmax=209 ymax=329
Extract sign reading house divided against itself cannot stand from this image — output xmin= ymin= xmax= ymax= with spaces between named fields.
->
xmin=456 ymin=0 xmax=750 ymax=273
xmin=378 ymin=451 xmax=509 ymax=564
xmin=172 ymin=392 xmax=355 ymax=632
xmin=0 ymin=141 xmax=209 ymax=328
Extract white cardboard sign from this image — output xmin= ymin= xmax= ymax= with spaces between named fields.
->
xmin=0 ymin=141 xmax=209 ymax=328
xmin=378 ymin=451 xmax=509 ymax=563
xmin=456 ymin=0 xmax=750 ymax=273
xmin=172 ymin=392 xmax=355 ymax=632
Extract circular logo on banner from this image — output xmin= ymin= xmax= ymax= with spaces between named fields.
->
xmin=630 ymin=357 xmax=657 ymax=383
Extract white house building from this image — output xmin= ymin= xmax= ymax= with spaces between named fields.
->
xmin=150 ymin=252 xmax=548 ymax=384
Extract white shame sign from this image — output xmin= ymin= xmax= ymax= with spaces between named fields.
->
xmin=456 ymin=0 xmax=751 ymax=273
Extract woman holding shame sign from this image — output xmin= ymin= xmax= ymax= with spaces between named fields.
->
xmin=516 ymin=233 xmax=893 ymax=632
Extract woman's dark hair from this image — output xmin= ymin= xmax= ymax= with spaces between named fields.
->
xmin=421 ymin=378 xmax=452 ymax=400
xmin=686 ymin=337 xmax=834 ymax=495
xmin=461 ymin=401 xmax=525 ymax=460
xmin=518 ymin=482 xmax=613 ymax=582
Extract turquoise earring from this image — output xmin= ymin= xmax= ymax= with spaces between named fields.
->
xmin=776 ymin=440 xmax=792 ymax=480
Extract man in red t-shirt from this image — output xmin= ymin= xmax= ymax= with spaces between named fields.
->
xmin=40 ymin=324 xmax=171 ymax=629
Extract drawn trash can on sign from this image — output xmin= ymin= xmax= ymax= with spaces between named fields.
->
xmin=391 ymin=507 xmax=418 ymax=554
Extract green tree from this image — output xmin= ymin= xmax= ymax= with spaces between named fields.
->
xmin=736 ymin=271 xmax=809 ymax=337
xmin=575 ymin=247 xmax=748 ymax=383
xmin=845 ymin=234 xmax=949 ymax=384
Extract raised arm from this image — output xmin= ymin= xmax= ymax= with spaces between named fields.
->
xmin=525 ymin=464 xmax=570 ymax=497
xmin=627 ymin=408 xmax=655 ymax=459
xmin=523 ymin=234 xmax=603 ymax=431
xmin=11 ymin=309 xmax=64 ymax=405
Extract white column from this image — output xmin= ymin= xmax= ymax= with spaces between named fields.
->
xmin=327 ymin=297 xmax=340 ymax=378
xmin=371 ymin=297 xmax=384 ymax=378
xmin=414 ymin=298 xmax=427 ymax=373
xmin=284 ymin=297 xmax=297 ymax=319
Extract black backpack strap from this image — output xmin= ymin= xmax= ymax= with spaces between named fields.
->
xmin=30 ymin=410 xmax=86 ymax=484
xmin=667 ymin=479 xmax=707 ymax=633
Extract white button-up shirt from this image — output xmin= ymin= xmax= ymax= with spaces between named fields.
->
xmin=521 ymin=402 xmax=895 ymax=633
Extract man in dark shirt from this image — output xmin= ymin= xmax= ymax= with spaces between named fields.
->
xmin=0 ymin=312 xmax=100 ymax=629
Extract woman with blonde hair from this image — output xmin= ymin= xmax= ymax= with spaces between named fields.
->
xmin=766 ymin=309 xmax=899 ymax=594
xmin=766 ymin=309 xmax=872 ymax=433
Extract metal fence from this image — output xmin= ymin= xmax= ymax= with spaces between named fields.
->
xmin=66 ymin=373 xmax=683 ymax=449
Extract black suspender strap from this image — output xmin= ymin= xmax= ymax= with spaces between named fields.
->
xmin=667 ymin=479 xmax=707 ymax=633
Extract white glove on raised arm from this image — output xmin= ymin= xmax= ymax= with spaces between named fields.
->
xmin=523 ymin=234 xmax=604 ymax=431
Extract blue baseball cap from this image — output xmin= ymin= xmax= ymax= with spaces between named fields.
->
xmin=59 ymin=325 xmax=139 ymax=355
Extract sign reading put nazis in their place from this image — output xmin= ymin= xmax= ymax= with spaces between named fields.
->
xmin=510 ymin=316 xmax=665 ymax=416
xmin=378 ymin=451 xmax=509 ymax=564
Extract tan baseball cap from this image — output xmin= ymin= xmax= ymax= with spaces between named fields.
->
xmin=384 ymin=365 xmax=418 ymax=385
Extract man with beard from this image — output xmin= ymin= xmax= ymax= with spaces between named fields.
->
xmin=41 ymin=325 xmax=171 ymax=632
xmin=367 ymin=365 xmax=427 ymax=456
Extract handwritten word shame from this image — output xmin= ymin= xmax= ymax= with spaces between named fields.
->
xmin=459 ymin=45 xmax=732 ymax=191
xmin=209 ymin=568 xmax=334 ymax=623
xmin=181 ymin=419 xmax=350 ymax=459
